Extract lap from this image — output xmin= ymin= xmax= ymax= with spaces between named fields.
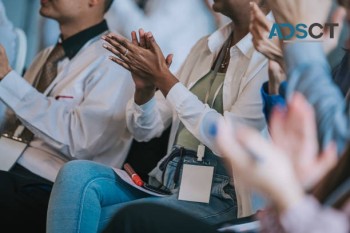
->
xmin=0 ymin=164 xmax=53 ymax=233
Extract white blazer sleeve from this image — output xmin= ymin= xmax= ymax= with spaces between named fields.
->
xmin=126 ymin=90 xmax=173 ymax=142
xmin=0 ymin=59 xmax=134 ymax=159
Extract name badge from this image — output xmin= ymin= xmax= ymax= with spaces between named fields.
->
xmin=178 ymin=154 xmax=215 ymax=204
xmin=0 ymin=135 xmax=28 ymax=171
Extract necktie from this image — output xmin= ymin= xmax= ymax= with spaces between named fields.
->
xmin=3 ymin=43 xmax=66 ymax=142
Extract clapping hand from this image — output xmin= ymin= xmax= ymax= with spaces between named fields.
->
xmin=102 ymin=31 xmax=177 ymax=100
xmin=249 ymin=2 xmax=284 ymax=68
xmin=0 ymin=45 xmax=12 ymax=80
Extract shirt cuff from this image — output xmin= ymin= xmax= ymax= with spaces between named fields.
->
xmin=284 ymin=42 xmax=327 ymax=75
xmin=166 ymin=82 xmax=192 ymax=110
xmin=131 ymin=96 xmax=157 ymax=115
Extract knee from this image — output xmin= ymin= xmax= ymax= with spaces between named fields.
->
xmin=55 ymin=160 xmax=101 ymax=184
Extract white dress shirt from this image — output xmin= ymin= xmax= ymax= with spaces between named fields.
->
xmin=0 ymin=34 xmax=135 ymax=182
xmin=105 ymin=0 xmax=216 ymax=73
xmin=126 ymin=22 xmax=269 ymax=217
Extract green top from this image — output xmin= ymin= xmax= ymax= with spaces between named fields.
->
xmin=175 ymin=70 xmax=225 ymax=151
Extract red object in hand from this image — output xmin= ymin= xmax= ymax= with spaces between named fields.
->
xmin=123 ymin=163 xmax=144 ymax=186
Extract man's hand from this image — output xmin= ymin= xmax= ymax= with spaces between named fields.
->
xmin=0 ymin=45 xmax=12 ymax=80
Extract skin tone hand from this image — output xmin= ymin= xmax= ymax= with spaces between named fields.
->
xmin=215 ymin=117 xmax=304 ymax=214
xmin=323 ymin=6 xmax=346 ymax=54
xmin=269 ymin=93 xmax=338 ymax=190
xmin=267 ymin=60 xmax=286 ymax=95
xmin=265 ymin=0 xmax=332 ymax=40
xmin=0 ymin=45 xmax=12 ymax=80
xmin=102 ymin=32 xmax=178 ymax=102
xmin=249 ymin=2 xmax=284 ymax=68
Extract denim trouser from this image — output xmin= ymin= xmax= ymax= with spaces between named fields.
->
xmin=47 ymin=147 xmax=237 ymax=233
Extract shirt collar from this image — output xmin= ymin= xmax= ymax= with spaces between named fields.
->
xmin=59 ymin=20 xmax=108 ymax=59
xmin=208 ymin=12 xmax=274 ymax=59
xmin=207 ymin=21 xmax=253 ymax=59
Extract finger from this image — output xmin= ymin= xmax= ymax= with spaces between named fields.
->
xmin=105 ymin=32 xmax=136 ymax=51
xmin=109 ymin=56 xmax=131 ymax=71
xmin=318 ymin=142 xmax=337 ymax=171
xmin=235 ymin=126 xmax=275 ymax=162
xmin=139 ymin=28 xmax=146 ymax=48
xmin=103 ymin=36 xmax=129 ymax=56
xmin=103 ymin=43 xmax=131 ymax=62
xmin=216 ymin=118 xmax=251 ymax=170
xmin=269 ymin=104 xmax=287 ymax=142
xmin=288 ymin=93 xmax=316 ymax=136
xmin=146 ymin=32 xmax=162 ymax=53
xmin=165 ymin=54 xmax=173 ymax=68
xmin=131 ymin=31 xmax=139 ymax=46
xmin=252 ymin=2 xmax=271 ymax=31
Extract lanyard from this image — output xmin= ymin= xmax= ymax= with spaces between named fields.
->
xmin=197 ymin=34 xmax=232 ymax=162
xmin=204 ymin=33 xmax=232 ymax=108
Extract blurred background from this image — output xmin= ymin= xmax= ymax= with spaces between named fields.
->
xmin=1 ymin=0 xmax=348 ymax=74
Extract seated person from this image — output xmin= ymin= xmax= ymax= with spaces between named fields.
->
xmin=46 ymin=0 xmax=271 ymax=232
xmin=0 ymin=0 xmax=134 ymax=232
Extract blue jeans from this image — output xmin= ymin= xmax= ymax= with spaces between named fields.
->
xmin=47 ymin=148 xmax=237 ymax=233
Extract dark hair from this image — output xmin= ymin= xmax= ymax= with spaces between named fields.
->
xmin=104 ymin=0 xmax=114 ymax=13
xmin=313 ymin=145 xmax=350 ymax=209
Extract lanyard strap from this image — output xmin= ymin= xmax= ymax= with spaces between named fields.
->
xmin=204 ymin=33 xmax=232 ymax=108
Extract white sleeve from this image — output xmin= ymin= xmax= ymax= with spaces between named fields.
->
xmin=126 ymin=90 xmax=172 ymax=142
xmin=0 ymin=62 xmax=134 ymax=159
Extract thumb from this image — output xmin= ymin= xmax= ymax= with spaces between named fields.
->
xmin=165 ymin=54 xmax=173 ymax=68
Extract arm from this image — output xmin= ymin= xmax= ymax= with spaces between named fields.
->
xmin=126 ymin=90 xmax=173 ymax=142
xmin=0 ymin=57 xmax=134 ymax=159
xmin=284 ymin=42 xmax=350 ymax=153
xmin=261 ymin=81 xmax=287 ymax=123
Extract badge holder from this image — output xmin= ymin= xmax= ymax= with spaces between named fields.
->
xmin=178 ymin=144 xmax=216 ymax=204
xmin=0 ymin=125 xmax=29 ymax=171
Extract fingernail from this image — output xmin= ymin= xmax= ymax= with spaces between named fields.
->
xmin=102 ymin=43 xmax=108 ymax=48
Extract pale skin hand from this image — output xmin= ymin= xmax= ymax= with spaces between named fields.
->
xmin=102 ymin=31 xmax=178 ymax=102
xmin=0 ymin=45 xmax=12 ymax=80
xmin=265 ymin=0 xmax=332 ymax=40
xmin=269 ymin=93 xmax=337 ymax=190
xmin=249 ymin=2 xmax=285 ymax=68
xmin=216 ymin=118 xmax=304 ymax=214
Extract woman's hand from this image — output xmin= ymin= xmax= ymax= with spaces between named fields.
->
xmin=102 ymin=31 xmax=178 ymax=98
xmin=269 ymin=93 xmax=338 ymax=189
xmin=249 ymin=2 xmax=284 ymax=67
xmin=265 ymin=0 xmax=332 ymax=40
xmin=216 ymin=118 xmax=304 ymax=214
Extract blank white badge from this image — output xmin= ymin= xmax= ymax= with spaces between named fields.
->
xmin=0 ymin=137 xmax=27 ymax=171
xmin=178 ymin=164 xmax=214 ymax=204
